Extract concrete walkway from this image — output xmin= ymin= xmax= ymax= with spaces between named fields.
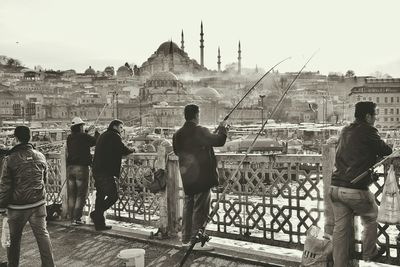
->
xmin=0 ymin=222 xmax=280 ymax=267
xmin=0 ymin=221 xmax=397 ymax=267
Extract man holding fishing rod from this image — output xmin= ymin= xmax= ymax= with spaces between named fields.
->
xmin=173 ymin=104 xmax=228 ymax=250
xmin=329 ymin=101 xmax=393 ymax=266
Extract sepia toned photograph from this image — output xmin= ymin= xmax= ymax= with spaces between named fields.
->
xmin=1 ymin=0 xmax=400 ymax=266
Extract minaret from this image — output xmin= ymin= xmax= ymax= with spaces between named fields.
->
xmin=181 ymin=30 xmax=185 ymax=51
xmin=238 ymin=41 xmax=242 ymax=75
xmin=168 ymin=40 xmax=174 ymax=72
xmin=200 ymin=21 xmax=204 ymax=67
xmin=217 ymin=47 xmax=221 ymax=72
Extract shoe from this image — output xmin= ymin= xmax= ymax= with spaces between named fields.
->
xmin=95 ymin=225 xmax=112 ymax=231
xmin=366 ymin=245 xmax=387 ymax=261
xmin=193 ymin=243 xmax=214 ymax=251
xmin=71 ymin=219 xmax=85 ymax=226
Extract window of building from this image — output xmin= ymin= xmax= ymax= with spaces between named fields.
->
xmin=397 ymin=97 xmax=399 ymax=103
xmin=369 ymin=97 xmax=372 ymax=101
xmin=397 ymin=109 xmax=399 ymax=115
xmin=384 ymin=117 xmax=388 ymax=122
xmin=385 ymin=109 xmax=388 ymax=115
xmin=390 ymin=109 xmax=394 ymax=114
xmin=391 ymin=97 xmax=394 ymax=103
xmin=385 ymin=97 xmax=388 ymax=103
xmin=377 ymin=97 xmax=380 ymax=103
xmin=391 ymin=118 xmax=394 ymax=121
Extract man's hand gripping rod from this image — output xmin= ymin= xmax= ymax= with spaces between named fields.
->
xmin=351 ymin=150 xmax=400 ymax=184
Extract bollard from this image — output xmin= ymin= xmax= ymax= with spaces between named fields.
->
xmin=117 ymin=249 xmax=145 ymax=267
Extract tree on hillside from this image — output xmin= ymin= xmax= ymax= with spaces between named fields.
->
xmin=345 ymin=70 xmax=355 ymax=77
xmin=6 ymin=57 xmax=22 ymax=67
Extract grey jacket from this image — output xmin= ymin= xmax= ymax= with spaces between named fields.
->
xmin=0 ymin=143 xmax=47 ymax=209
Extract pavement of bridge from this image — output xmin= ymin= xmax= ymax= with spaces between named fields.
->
xmin=0 ymin=220 xmax=397 ymax=267
xmin=0 ymin=222 xmax=285 ymax=267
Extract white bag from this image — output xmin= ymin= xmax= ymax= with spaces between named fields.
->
xmin=377 ymin=165 xmax=400 ymax=224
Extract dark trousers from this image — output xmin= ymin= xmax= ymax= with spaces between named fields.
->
xmin=67 ymin=165 xmax=89 ymax=221
xmin=181 ymin=190 xmax=211 ymax=244
xmin=7 ymin=205 xmax=55 ymax=267
xmin=93 ymin=177 xmax=118 ymax=226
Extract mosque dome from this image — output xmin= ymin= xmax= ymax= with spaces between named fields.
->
xmin=84 ymin=66 xmax=96 ymax=76
xmin=195 ymin=86 xmax=221 ymax=99
xmin=149 ymin=71 xmax=178 ymax=81
xmin=156 ymin=41 xmax=184 ymax=56
xmin=117 ymin=65 xmax=132 ymax=77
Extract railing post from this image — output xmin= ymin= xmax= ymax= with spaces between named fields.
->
xmin=60 ymin=145 xmax=69 ymax=219
xmin=322 ymin=143 xmax=335 ymax=235
xmin=155 ymin=145 xmax=168 ymax=235
xmin=166 ymin=155 xmax=180 ymax=236
xmin=323 ymin=142 xmax=359 ymax=266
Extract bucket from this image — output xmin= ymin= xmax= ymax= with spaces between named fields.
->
xmin=117 ymin=249 xmax=145 ymax=267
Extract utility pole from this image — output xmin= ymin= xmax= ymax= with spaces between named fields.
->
xmin=259 ymin=95 xmax=265 ymax=125
xmin=139 ymin=97 xmax=142 ymax=129
xmin=108 ymin=90 xmax=119 ymax=119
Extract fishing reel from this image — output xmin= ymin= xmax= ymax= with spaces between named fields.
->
xmin=194 ymin=229 xmax=211 ymax=247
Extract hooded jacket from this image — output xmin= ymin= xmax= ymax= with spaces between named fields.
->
xmin=0 ymin=143 xmax=47 ymax=209
xmin=331 ymin=120 xmax=392 ymax=190
xmin=173 ymin=121 xmax=227 ymax=195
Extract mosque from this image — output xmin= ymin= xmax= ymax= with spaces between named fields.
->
xmin=138 ymin=22 xmax=242 ymax=77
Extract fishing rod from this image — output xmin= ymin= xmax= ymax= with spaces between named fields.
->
xmin=179 ymin=51 xmax=318 ymax=267
xmin=351 ymin=150 xmax=400 ymax=184
xmin=222 ymin=57 xmax=291 ymax=122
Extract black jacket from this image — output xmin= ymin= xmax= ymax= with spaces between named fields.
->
xmin=66 ymin=132 xmax=97 ymax=166
xmin=331 ymin=120 xmax=392 ymax=190
xmin=92 ymin=128 xmax=133 ymax=180
xmin=173 ymin=121 xmax=227 ymax=195
xmin=0 ymin=143 xmax=47 ymax=209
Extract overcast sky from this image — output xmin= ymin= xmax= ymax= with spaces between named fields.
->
xmin=1 ymin=0 xmax=400 ymax=76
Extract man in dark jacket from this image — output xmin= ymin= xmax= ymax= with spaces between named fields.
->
xmin=66 ymin=117 xmax=99 ymax=226
xmin=173 ymin=104 xmax=227 ymax=250
xmin=91 ymin=119 xmax=134 ymax=230
xmin=0 ymin=126 xmax=55 ymax=267
xmin=330 ymin=102 xmax=392 ymax=266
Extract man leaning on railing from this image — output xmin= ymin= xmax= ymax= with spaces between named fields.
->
xmin=329 ymin=101 xmax=392 ymax=266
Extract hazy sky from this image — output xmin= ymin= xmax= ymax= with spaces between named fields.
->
xmin=1 ymin=0 xmax=400 ymax=76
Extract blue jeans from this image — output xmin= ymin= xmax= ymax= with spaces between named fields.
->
xmin=181 ymin=190 xmax=211 ymax=244
xmin=329 ymin=186 xmax=379 ymax=266
xmin=7 ymin=205 xmax=55 ymax=267
xmin=67 ymin=165 xmax=89 ymax=221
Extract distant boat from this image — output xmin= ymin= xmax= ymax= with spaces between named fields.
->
xmin=220 ymin=135 xmax=284 ymax=153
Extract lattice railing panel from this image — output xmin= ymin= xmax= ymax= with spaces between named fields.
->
xmin=208 ymin=154 xmax=323 ymax=250
xmin=45 ymin=153 xmax=63 ymax=204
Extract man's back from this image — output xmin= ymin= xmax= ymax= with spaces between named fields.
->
xmin=92 ymin=129 xmax=132 ymax=178
xmin=0 ymin=143 xmax=47 ymax=208
xmin=173 ymin=121 xmax=227 ymax=195
xmin=332 ymin=121 xmax=392 ymax=189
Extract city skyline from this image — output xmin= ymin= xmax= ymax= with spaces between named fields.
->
xmin=1 ymin=0 xmax=400 ymax=76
